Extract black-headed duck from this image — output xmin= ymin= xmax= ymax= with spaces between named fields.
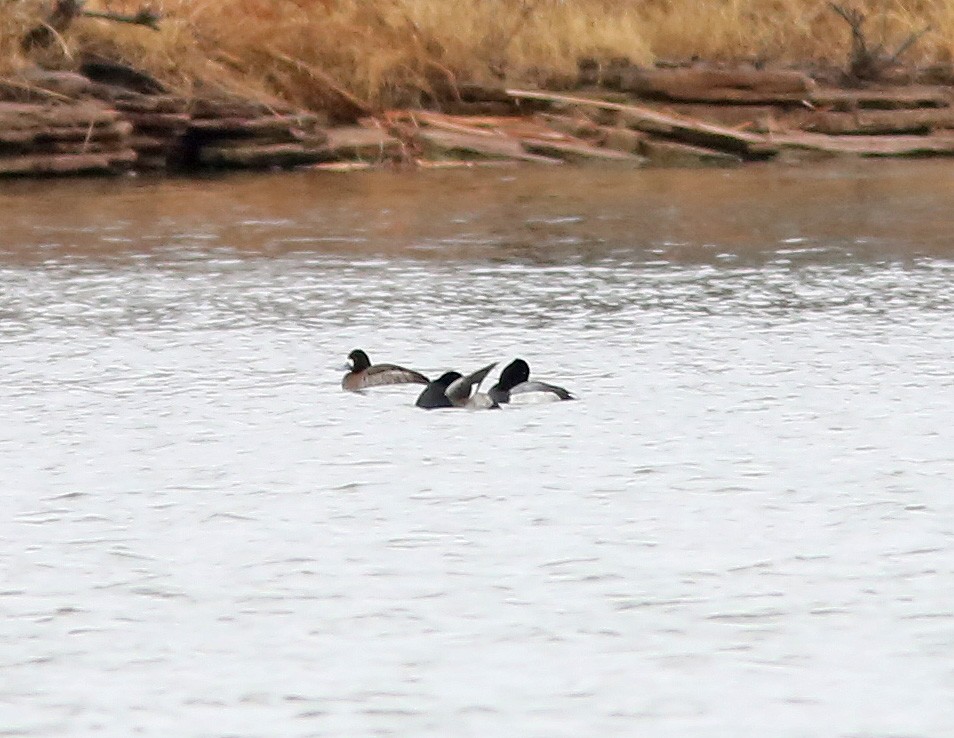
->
xmin=415 ymin=363 xmax=497 ymax=409
xmin=488 ymin=359 xmax=574 ymax=405
xmin=341 ymin=349 xmax=429 ymax=391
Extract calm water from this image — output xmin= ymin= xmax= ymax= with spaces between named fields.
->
xmin=1 ymin=163 xmax=953 ymax=737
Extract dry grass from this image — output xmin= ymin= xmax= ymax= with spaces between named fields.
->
xmin=2 ymin=0 xmax=953 ymax=112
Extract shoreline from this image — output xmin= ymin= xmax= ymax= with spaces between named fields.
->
xmin=2 ymin=61 xmax=954 ymax=179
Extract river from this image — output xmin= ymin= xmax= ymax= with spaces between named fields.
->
xmin=1 ymin=162 xmax=953 ymax=737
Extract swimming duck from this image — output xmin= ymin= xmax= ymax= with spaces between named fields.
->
xmin=415 ymin=362 xmax=497 ymax=409
xmin=341 ymin=349 xmax=429 ymax=391
xmin=488 ymin=359 xmax=574 ymax=405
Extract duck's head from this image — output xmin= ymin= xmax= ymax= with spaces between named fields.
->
xmin=347 ymin=349 xmax=371 ymax=371
xmin=497 ymin=359 xmax=530 ymax=391
xmin=434 ymin=371 xmax=463 ymax=388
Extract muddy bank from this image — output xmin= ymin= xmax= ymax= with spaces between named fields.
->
xmin=3 ymin=62 xmax=954 ymax=178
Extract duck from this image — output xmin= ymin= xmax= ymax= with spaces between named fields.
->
xmin=341 ymin=349 xmax=429 ymax=391
xmin=415 ymin=363 xmax=497 ymax=409
xmin=488 ymin=358 xmax=574 ymax=405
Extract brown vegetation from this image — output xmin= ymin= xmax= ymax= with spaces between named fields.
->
xmin=2 ymin=1 xmax=954 ymax=116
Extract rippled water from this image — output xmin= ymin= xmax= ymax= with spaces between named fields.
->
xmin=1 ymin=163 xmax=953 ymax=737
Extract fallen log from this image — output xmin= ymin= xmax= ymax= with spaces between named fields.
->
xmin=766 ymin=131 xmax=954 ymax=156
xmin=639 ymin=139 xmax=742 ymax=167
xmin=0 ymin=149 xmax=136 ymax=176
xmin=7 ymin=138 xmax=130 ymax=156
xmin=615 ymin=67 xmax=815 ymax=103
xmin=312 ymin=161 xmax=379 ymax=172
xmin=536 ymin=113 xmax=603 ymax=140
xmin=811 ymin=87 xmax=952 ymax=110
xmin=188 ymin=114 xmax=324 ymax=139
xmin=506 ymin=89 xmax=776 ymax=157
xmin=133 ymin=153 xmax=171 ymax=169
xmin=197 ymin=142 xmax=327 ymax=168
xmin=0 ymin=121 xmax=132 ymax=146
xmin=189 ymin=99 xmax=286 ymax=120
xmin=0 ymin=103 xmax=121 ymax=130
xmin=439 ymin=101 xmax=518 ymax=117
xmin=520 ymin=137 xmax=646 ymax=165
xmin=412 ymin=128 xmax=562 ymax=164
xmin=662 ymin=104 xmax=788 ymax=129
xmin=120 ymin=112 xmax=191 ymax=132
xmin=321 ymin=126 xmax=404 ymax=160
xmin=111 ymin=95 xmax=189 ymax=115
xmin=801 ymin=107 xmax=954 ymax=135
xmin=129 ymin=134 xmax=174 ymax=152
xmin=536 ymin=113 xmax=649 ymax=153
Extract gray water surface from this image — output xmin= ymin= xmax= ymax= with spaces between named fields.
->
xmin=1 ymin=163 xmax=953 ymax=737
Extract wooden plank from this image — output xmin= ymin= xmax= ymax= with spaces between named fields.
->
xmin=506 ymin=89 xmax=776 ymax=157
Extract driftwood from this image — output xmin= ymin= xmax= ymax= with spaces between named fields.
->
xmin=535 ymin=113 xmax=603 ymax=140
xmin=111 ymin=95 xmax=188 ymax=115
xmin=312 ymin=161 xmax=379 ymax=172
xmin=9 ymin=138 xmax=128 ymax=155
xmin=321 ymin=126 xmax=403 ymax=161
xmin=0 ymin=121 xmax=131 ymax=146
xmin=412 ymin=128 xmax=562 ymax=164
xmin=129 ymin=134 xmax=172 ymax=152
xmin=811 ymin=87 xmax=952 ymax=110
xmin=615 ymin=67 xmax=815 ymax=103
xmin=506 ymin=89 xmax=776 ymax=157
xmin=768 ymin=131 xmax=954 ymax=156
xmin=121 ymin=112 xmax=191 ymax=132
xmin=520 ymin=137 xmax=645 ymax=165
xmin=0 ymin=149 xmax=136 ymax=175
xmin=188 ymin=99 xmax=285 ymax=120
xmin=189 ymin=114 xmax=324 ymax=139
xmin=439 ymin=102 xmax=517 ymax=117
xmin=640 ymin=139 xmax=742 ymax=167
xmin=0 ymin=102 xmax=121 ymax=130
xmin=802 ymin=108 xmax=954 ymax=135
xmin=198 ymin=143 xmax=327 ymax=168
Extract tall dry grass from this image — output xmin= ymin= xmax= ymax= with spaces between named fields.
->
xmin=2 ymin=1 xmax=953 ymax=111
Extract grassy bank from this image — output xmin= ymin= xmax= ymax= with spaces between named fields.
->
xmin=2 ymin=1 xmax=953 ymax=113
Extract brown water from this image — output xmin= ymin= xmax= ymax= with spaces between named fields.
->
xmin=1 ymin=162 xmax=953 ymax=737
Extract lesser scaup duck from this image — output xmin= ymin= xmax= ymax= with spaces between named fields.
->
xmin=341 ymin=349 xmax=429 ymax=391
xmin=415 ymin=362 xmax=497 ymax=409
xmin=488 ymin=359 xmax=574 ymax=404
